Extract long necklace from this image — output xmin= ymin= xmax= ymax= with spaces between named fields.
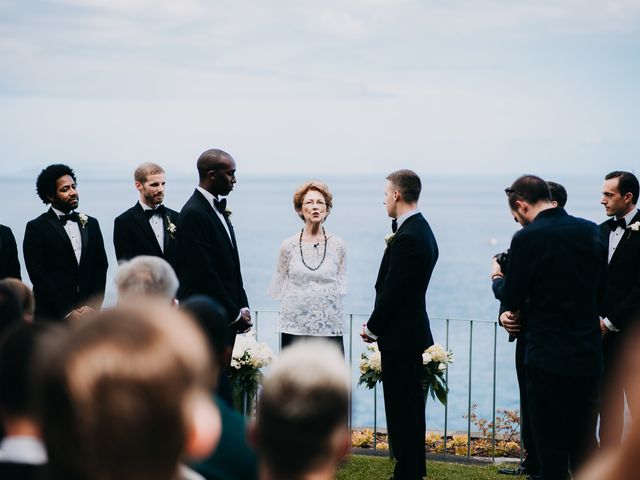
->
xmin=299 ymin=226 xmax=328 ymax=271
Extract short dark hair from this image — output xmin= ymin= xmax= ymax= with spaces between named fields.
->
xmin=547 ymin=181 xmax=567 ymax=208
xmin=180 ymin=295 xmax=231 ymax=362
xmin=0 ymin=323 xmax=48 ymax=418
xmin=605 ymin=171 xmax=639 ymax=205
xmin=386 ymin=169 xmax=421 ymax=203
xmin=36 ymin=164 xmax=76 ymax=204
xmin=0 ymin=283 xmax=22 ymax=334
xmin=506 ymin=175 xmax=551 ymax=210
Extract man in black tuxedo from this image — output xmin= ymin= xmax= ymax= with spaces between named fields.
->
xmin=113 ymin=162 xmax=179 ymax=270
xmin=177 ymin=149 xmax=252 ymax=351
xmin=0 ymin=224 xmax=21 ymax=279
xmin=23 ymin=164 xmax=108 ymax=321
xmin=500 ymin=175 xmax=606 ymax=480
xmin=491 ymin=181 xmax=567 ymax=479
xmin=361 ymin=169 xmax=438 ymax=480
xmin=597 ymin=171 xmax=640 ymax=448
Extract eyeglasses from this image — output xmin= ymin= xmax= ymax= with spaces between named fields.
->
xmin=504 ymin=188 xmax=523 ymax=196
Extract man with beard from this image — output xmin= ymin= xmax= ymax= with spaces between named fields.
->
xmin=113 ymin=163 xmax=179 ymax=271
xmin=177 ymin=149 xmax=252 ymax=358
xmin=598 ymin=171 xmax=640 ymax=448
xmin=499 ymin=175 xmax=606 ymax=479
xmin=23 ymin=164 xmax=108 ymax=321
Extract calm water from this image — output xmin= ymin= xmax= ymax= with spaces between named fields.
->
xmin=0 ymin=173 xmax=607 ymax=430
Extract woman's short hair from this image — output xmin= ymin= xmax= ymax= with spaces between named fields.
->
xmin=293 ymin=181 xmax=333 ymax=221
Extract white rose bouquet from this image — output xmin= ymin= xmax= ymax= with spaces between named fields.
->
xmin=358 ymin=342 xmax=454 ymax=406
xmin=229 ymin=332 xmax=275 ymax=412
xmin=421 ymin=343 xmax=454 ymax=406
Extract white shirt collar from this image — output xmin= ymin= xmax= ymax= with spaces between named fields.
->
xmin=395 ymin=208 xmax=420 ymax=230
xmin=0 ymin=436 xmax=47 ymax=464
xmin=138 ymin=200 xmax=163 ymax=211
xmin=51 ymin=206 xmax=72 ymax=217
xmin=620 ymin=208 xmax=639 ymax=228
xmin=196 ymin=186 xmax=218 ymax=208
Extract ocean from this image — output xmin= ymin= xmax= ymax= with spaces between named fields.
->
xmin=0 ymin=173 xmax=608 ymax=431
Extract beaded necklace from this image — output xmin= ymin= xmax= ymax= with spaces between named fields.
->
xmin=299 ymin=227 xmax=328 ymax=271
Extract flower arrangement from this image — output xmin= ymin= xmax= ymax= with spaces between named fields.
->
xmin=165 ymin=216 xmax=177 ymax=239
xmin=78 ymin=213 xmax=88 ymax=229
xmin=229 ymin=332 xmax=274 ymax=413
xmin=358 ymin=343 xmax=454 ymax=406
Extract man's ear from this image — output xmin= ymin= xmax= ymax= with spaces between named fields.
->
xmin=184 ymin=394 xmax=222 ymax=460
xmin=134 ymin=180 xmax=143 ymax=192
xmin=623 ymin=191 xmax=634 ymax=205
xmin=515 ymin=200 xmax=527 ymax=214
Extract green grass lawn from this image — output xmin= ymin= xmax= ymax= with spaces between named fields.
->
xmin=338 ymin=455 xmax=524 ymax=479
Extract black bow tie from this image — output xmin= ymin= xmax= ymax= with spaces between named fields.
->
xmin=214 ymin=198 xmax=227 ymax=214
xmin=144 ymin=205 xmax=166 ymax=220
xmin=391 ymin=219 xmax=398 ymax=233
xmin=608 ymin=217 xmax=626 ymax=231
xmin=59 ymin=212 xmax=79 ymax=226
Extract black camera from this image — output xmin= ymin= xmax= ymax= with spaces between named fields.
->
xmin=494 ymin=250 xmax=509 ymax=270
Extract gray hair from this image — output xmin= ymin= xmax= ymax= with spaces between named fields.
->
xmin=256 ymin=340 xmax=349 ymax=477
xmin=115 ymin=256 xmax=179 ymax=305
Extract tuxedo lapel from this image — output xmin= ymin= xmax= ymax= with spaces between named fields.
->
xmin=44 ymin=209 xmax=77 ymax=264
xmin=79 ymin=218 xmax=88 ymax=265
xmin=194 ymin=191 xmax=236 ymax=253
xmin=609 ymin=211 xmax=640 ymax=267
xmin=132 ymin=204 xmax=163 ymax=254
xmin=162 ymin=214 xmax=171 ymax=253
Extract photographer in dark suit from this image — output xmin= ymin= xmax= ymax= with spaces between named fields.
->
xmin=361 ymin=169 xmax=439 ymax=480
xmin=491 ymin=181 xmax=567 ymax=479
xmin=113 ymin=163 xmax=179 ymax=270
xmin=597 ymin=171 xmax=640 ymax=448
xmin=497 ymin=175 xmax=606 ymax=480
xmin=0 ymin=225 xmax=21 ymax=280
xmin=23 ymin=164 xmax=108 ymax=321
xmin=177 ymin=149 xmax=251 ymax=355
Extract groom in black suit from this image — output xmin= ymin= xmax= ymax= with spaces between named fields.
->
xmin=501 ymin=175 xmax=606 ymax=479
xmin=361 ymin=169 xmax=438 ymax=480
xmin=177 ymin=149 xmax=252 ymax=352
xmin=598 ymin=170 xmax=640 ymax=448
xmin=113 ymin=162 xmax=179 ymax=270
xmin=23 ymin=164 xmax=108 ymax=321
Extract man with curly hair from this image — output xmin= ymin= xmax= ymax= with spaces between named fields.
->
xmin=23 ymin=164 xmax=108 ymax=320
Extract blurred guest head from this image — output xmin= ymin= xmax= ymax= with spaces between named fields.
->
xmin=115 ymin=256 xmax=179 ymax=306
xmin=180 ymin=295 xmax=231 ymax=369
xmin=0 ymin=278 xmax=35 ymax=323
xmin=0 ymin=282 xmax=22 ymax=333
xmin=548 ymin=181 xmax=568 ymax=208
xmin=38 ymin=305 xmax=221 ymax=480
xmin=0 ymin=323 xmax=49 ymax=442
xmin=254 ymin=340 xmax=349 ymax=480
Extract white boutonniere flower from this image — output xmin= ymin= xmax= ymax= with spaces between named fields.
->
xmin=78 ymin=213 xmax=88 ymax=229
xmin=628 ymin=221 xmax=640 ymax=232
xmin=166 ymin=216 xmax=177 ymax=239
xmin=384 ymin=233 xmax=396 ymax=246
xmin=224 ymin=208 xmax=232 ymax=219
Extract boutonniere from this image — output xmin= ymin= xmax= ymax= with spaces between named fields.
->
xmin=166 ymin=216 xmax=177 ymax=239
xmin=224 ymin=208 xmax=232 ymax=219
xmin=628 ymin=221 xmax=640 ymax=232
xmin=384 ymin=233 xmax=396 ymax=246
xmin=78 ymin=213 xmax=88 ymax=229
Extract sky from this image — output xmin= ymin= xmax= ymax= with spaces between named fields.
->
xmin=0 ymin=0 xmax=639 ymax=178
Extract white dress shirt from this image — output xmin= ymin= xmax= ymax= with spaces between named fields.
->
xmin=52 ymin=207 xmax=82 ymax=264
xmin=0 ymin=436 xmax=47 ymax=464
xmin=602 ymin=208 xmax=639 ymax=331
xmin=196 ymin=186 xmax=232 ymax=243
xmin=139 ymin=201 xmax=165 ymax=253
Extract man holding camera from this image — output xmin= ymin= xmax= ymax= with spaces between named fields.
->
xmin=494 ymin=175 xmax=606 ymax=480
xmin=491 ymin=181 xmax=567 ymax=479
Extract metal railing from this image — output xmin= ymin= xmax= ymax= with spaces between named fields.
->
xmin=251 ymin=310 xmax=520 ymax=463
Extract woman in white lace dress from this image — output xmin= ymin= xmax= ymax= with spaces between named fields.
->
xmin=268 ymin=180 xmax=346 ymax=352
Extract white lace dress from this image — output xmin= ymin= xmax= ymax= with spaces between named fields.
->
xmin=268 ymin=233 xmax=347 ymax=336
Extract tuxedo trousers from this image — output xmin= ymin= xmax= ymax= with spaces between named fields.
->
xmin=381 ymin=350 xmax=426 ymax=480
xmin=526 ymin=365 xmax=599 ymax=480
xmin=598 ymin=332 xmax=638 ymax=448
xmin=515 ymin=336 xmax=539 ymax=473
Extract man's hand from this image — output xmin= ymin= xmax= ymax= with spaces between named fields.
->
xmin=600 ymin=318 xmax=610 ymax=336
xmin=235 ymin=307 xmax=253 ymax=334
xmin=67 ymin=305 xmax=96 ymax=322
xmin=491 ymin=258 xmax=503 ymax=280
xmin=500 ymin=310 xmax=521 ymax=336
xmin=360 ymin=325 xmax=375 ymax=343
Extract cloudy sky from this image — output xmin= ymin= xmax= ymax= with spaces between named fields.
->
xmin=1 ymin=0 xmax=639 ymax=177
